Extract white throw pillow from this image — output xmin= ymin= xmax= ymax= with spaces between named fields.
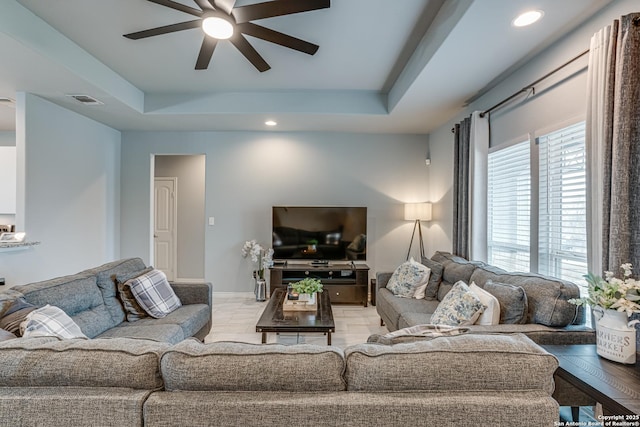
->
xmin=469 ymin=282 xmax=501 ymax=326
xmin=386 ymin=258 xmax=431 ymax=299
xmin=430 ymin=281 xmax=485 ymax=326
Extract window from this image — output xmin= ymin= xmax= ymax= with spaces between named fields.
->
xmin=487 ymin=121 xmax=588 ymax=290
xmin=487 ymin=140 xmax=531 ymax=272
xmin=538 ymin=122 xmax=587 ymax=286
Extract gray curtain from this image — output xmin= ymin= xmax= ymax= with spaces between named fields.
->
xmin=452 ymin=116 xmax=471 ymax=258
xmin=598 ymin=14 xmax=640 ymax=272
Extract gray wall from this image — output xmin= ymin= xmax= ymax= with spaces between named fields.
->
xmin=155 ymin=155 xmax=206 ymax=281
xmin=120 ymin=131 xmax=430 ymax=292
xmin=425 ymin=0 xmax=639 ymax=256
xmin=0 ymin=93 xmax=121 ymax=286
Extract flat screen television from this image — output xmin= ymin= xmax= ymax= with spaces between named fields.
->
xmin=272 ymin=206 xmax=367 ymax=261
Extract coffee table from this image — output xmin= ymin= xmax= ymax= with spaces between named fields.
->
xmin=256 ymin=288 xmax=335 ymax=345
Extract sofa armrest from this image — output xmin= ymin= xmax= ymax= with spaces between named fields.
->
xmin=376 ymin=272 xmax=393 ymax=289
xmin=169 ymin=282 xmax=212 ymax=307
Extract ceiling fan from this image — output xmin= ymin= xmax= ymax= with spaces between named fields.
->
xmin=124 ymin=0 xmax=330 ymax=72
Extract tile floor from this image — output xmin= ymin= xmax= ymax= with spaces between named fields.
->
xmin=204 ymin=292 xmax=388 ymax=348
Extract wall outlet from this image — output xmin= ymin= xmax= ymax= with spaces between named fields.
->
xmin=208 ymin=217 xmax=215 ymax=226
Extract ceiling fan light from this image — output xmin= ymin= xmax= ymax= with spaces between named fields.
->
xmin=202 ymin=16 xmax=234 ymax=39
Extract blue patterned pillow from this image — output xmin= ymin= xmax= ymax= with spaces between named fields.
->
xmin=430 ymin=281 xmax=485 ymax=326
xmin=386 ymin=259 xmax=431 ymax=298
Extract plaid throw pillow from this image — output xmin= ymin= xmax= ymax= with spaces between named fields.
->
xmin=21 ymin=305 xmax=87 ymax=339
xmin=125 ymin=269 xmax=181 ymax=318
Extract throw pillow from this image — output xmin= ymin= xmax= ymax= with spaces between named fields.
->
xmin=0 ymin=297 xmax=37 ymax=336
xmin=386 ymin=258 xmax=431 ymax=299
xmin=469 ymin=282 xmax=500 ymax=326
xmin=430 ymin=281 xmax=485 ymax=326
xmin=21 ymin=305 xmax=88 ymax=339
xmin=420 ymin=256 xmax=444 ymax=300
xmin=366 ymin=324 xmax=470 ymax=345
xmin=484 ymin=280 xmax=529 ymax=324
xmin=124 ymin=269 xmax=182 ymax=319
xmin=0 ymin=328 xmax=17 ymax=341
xmin=116 ymin=267 xmax=154 ymax=322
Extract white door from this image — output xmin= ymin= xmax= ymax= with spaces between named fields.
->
xmin=154 ymin=178 xmax=177 ymax=281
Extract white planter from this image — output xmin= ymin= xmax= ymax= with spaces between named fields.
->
xmin=595 ymin=308 xmax=637 ymax=364
xmin=298 ymin=293 xmax=316 ymax=305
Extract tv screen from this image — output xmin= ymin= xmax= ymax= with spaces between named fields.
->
xmin=272 ymin=206 xmax=367 ymax=261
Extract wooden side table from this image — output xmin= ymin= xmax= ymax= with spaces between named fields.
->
xmin=542 ymin=345 xmax=640 ymax=416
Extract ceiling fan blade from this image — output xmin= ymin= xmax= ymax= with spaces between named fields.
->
xmin=124 ymin=20 xmax=202 ymax=40
xmin=146 ymin=0 xmax=203 ymax=17
xmin=230 ymin=34 xmax=271 ymax=72
xmin=213 ymin=0 xmax=237 ymax=15
xmin=193 ymin=0 xmax=215 ymax=11
xmin=195 ymin=37 xmax=218 ymax=69
xmin=239 ymin=23 xmax=318 ymax=55
xmin=233 ymin=0 xmax=330 ymax=24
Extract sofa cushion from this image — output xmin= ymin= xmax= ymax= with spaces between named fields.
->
xmin=13 ymin=273 xmax=116 ymax=338
xmin=0 ymin=297 xmax=37 ymax=336
xmin=430 ymin=281 xmax=484 ymax=326
xmin=0 ymin=329 xmax=16 ymax=341
xmin=94 ymin=258 xmax=147 ymax=325
xmin=484 ymin=281 xmax=528 ymax=324
xmin=0 ymin=289 xmax=24 ymax=317
xmin=469 ymin=282 xmax=500 ymax=325
xmin=420 ymin=256 xmax=444 ymax=300
xmin=125 ymin=269 xmax=182 ymax=319
xmin=0 ymin=337 xmax=168 ymax=389
xmin=96 ymin=323 xmax=185 ymax=344
xmin=344 ymin=333 xmax=558 ymax=393
xmin=116 ymin=267 xmax=154 ymax=322
xmin=377 ymin=288 xmax=440 ymax=330
xmin=121 ymin=304 xmax=210 ymax=339
xmin=470 ymin=266 xmax=579 ymax=327
xmin=161 ymin=340 xmax=346 ymax=392
xmin=386 ymin=259 xmax=431 ymax=298
xmin=431 ymin=252 xmax=477 ymax=289
xmin=21 ymin=305 xmax=88 ymax=339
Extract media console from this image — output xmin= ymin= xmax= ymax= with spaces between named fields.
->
xmin=269 ymin=262 xmax=370 ymax=306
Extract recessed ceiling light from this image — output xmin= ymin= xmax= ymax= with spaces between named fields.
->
xmin=513 ymin=10 xmax=544 ymax=27
xmin=265 ymin=120 xmax=277 ymax=126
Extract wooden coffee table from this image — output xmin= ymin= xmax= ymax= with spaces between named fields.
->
xmin=256 ymin=288 xmax=335 ymax=345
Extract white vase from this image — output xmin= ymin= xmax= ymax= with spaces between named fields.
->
xmin=594 ymin=308 xmax=637 ymax=364
xmin=298 ymin=293 xmax=316 ymax=305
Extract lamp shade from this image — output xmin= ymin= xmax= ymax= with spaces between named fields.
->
xmin=404 ymin=202 xmax=432 ymax=221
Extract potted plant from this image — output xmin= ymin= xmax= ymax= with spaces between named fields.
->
xmin=291 ymin=277 xmax=323 ymax=304
xmin=306 ymin=239 xmax=318 ymax=253
xmin=569 ymin=263 xmax=640 ymax=364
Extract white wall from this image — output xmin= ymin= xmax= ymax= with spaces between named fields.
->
xmin=0 ymin=94 xmax=121 ymax=286
xmin=121 ymin=132 xmax=430 ymax=292
xmin=425 ymin=0 xmax=639 ymax=256
xmin=155 ymin=155 xmax=206 ymax=281
xmin=0 ymin=132 xmax=16 ymax=226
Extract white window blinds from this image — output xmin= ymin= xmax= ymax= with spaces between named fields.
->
xmin=538 ymin=122 xmax=587 ymax=287
xmin=487 ymin=140 xmax=531 ymax=272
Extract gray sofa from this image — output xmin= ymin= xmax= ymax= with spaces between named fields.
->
xmin=1 ymin=258 xmax=212 ymax=343
xmin=0 ymin=333 xmax=560 ymax=426
xmin=377 ymin=251 xmax=595 ymax=345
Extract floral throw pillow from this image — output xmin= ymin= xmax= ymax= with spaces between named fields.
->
xmin=386 ymin=258 xmax=431 ymax=299
xmin=430 ymin=281 xmax=485 ymax=326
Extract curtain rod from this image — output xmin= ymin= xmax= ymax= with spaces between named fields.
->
xmin=450 ymin=48 xmax=590 ymax=133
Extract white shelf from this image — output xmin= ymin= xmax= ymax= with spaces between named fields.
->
xmin=0 ymin=241 xmax=40 ymax=253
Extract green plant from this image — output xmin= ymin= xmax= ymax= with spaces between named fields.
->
xmin=291 ymin=278 xmax=323 ymax=295
xmin=306 ymin=239 xmax=318 ymax=245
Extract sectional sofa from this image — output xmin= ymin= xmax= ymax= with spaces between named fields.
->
xmin=0 ymin=333 xmax=560 ymax=426
xmin=376 ymin=251 xmax=595 ymax=345
xmin=0 ymin=258 xmax=212 ymax=343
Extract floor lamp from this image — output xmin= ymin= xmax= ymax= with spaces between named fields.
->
xmin=405 ymin=202 xmax=432 ymax=261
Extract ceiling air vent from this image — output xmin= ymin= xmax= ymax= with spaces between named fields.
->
xmin=0 ymin=98 xmax=15 ymax=109
xmin=66 ymin=94 xmax=104 ymax=106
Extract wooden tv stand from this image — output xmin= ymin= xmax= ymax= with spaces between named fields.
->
xmin=269 ymin=262 xmax=369 ymax=306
